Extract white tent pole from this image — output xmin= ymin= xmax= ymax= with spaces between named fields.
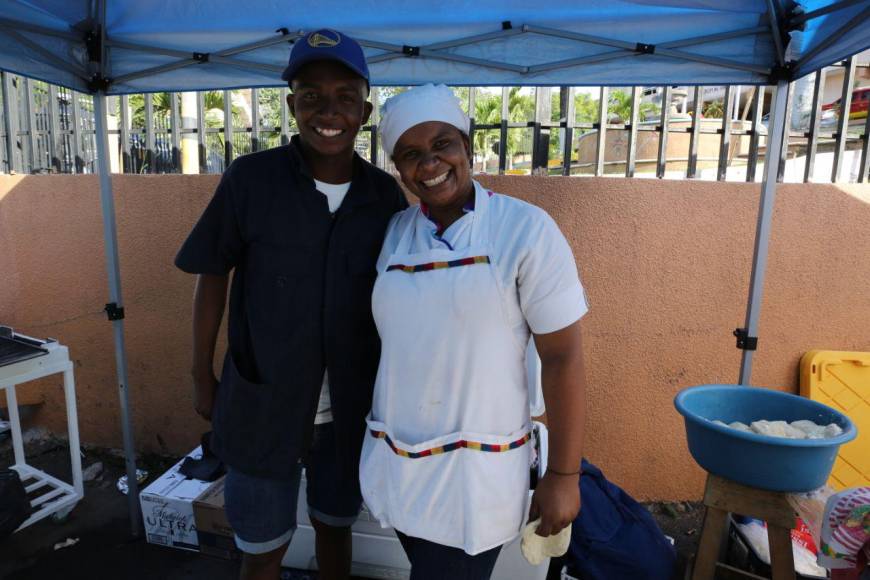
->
xmin=738 ymin=79 xmax=789 ymax=385
xmin=93 ymin=91 xmax=142 ymax=534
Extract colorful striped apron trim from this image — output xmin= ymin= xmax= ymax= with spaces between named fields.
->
xmin=386 ymin=255 xmax=490 ymax=274
xmin=369 ymin=430 xmax=531 ymax=458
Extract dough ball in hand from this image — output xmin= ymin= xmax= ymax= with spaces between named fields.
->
xmin=521 ymin=518 xmax=572 ymax=566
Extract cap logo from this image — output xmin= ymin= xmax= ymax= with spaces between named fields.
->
xmin=308 ymin=30 xmax=341 ymax=49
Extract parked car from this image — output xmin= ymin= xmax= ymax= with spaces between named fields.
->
xmin=822 ymin=86 xmax=870 ymax=121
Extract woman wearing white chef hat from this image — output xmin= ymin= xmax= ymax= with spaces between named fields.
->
xmin=360 ymin=84 xmax=588 ymax=579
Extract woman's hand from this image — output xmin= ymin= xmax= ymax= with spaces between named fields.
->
xmin=528 ymin=472 xmax=581 ymax=536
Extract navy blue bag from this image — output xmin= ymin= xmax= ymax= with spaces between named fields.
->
xmin=562 ymin=459 xmax=676 ymax=580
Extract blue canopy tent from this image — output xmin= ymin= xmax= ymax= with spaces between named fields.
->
xmin=0 ymin=0 xmax=868 ymax=534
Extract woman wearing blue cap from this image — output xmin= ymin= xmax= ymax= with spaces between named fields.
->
xmin=359 ymin=84 xmax=588 ymax=579
xmin=176 ymin=29 xmax=406 ymax=580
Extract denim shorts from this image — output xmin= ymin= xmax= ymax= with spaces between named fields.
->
xmin=223 ymin=422 xmax=362 ymax=554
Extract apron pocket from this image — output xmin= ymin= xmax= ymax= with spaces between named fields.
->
xmin=359 ymin=417 xmax=531 ymax=555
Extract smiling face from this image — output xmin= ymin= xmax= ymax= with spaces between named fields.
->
xmin=391 ymin=121 xmax=473 ymax=212
xmin=288 ymin=60 xmax=372 ymax=159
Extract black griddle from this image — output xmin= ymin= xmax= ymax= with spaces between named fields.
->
xmin=0 ymin=327 xmax=49 ymax=367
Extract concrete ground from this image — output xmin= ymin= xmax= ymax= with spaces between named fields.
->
xmin=0 ymin=435 xmax=704 ymax=580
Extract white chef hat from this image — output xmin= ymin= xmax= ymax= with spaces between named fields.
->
xmin=379 ymin=84 xmax=470 ymax=157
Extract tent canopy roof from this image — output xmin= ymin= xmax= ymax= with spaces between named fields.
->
xmin=0 ymin=1 xmax=868 ymax=94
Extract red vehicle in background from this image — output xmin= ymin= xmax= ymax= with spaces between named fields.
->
xmin=823 ymin=86 xmax=870 ymax=121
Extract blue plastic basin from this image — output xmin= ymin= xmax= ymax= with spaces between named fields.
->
xmin=674 ymin=384 xmax=857 ymax=492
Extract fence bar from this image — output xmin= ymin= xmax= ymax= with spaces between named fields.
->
xmin=656 ymin=86 xmax=671 ymax=178
xmin=832 ymin=57 xmax=856 ymax=183
xmin=467 ymin=87 xmax=476 ymax=163
xmin=859 ymin=104 xmax=870 ymax=183
xmin=498 ymin=87 xmax=508 ymax=174
xmin=223 ymin=90 xmax=232 ymax=167
xmin=370 ymin=87 xmax=379 ymax=165
xmin=170 ymin=92 xmax=181 ymax=172
xmin=250 ymin=89 xmax=260 ymax=153
xmin=144 ymin=93 xmax=155 ymax=174
xmin=119 ymin=95 xmax=131 ymax=173
xmin=196 ymin=92 xmax=206 ymax=173
xmin=562 ymin=87 xmax=575 ymax=176
xmin=2 ymin=73 xmax=20 ymax=172
xmin=717 ymin=85 xmax=734 ymax=181
xmin=776 ymin=82 xmax=794 ymax=182
xmin=0 ymin=79 xmax=6 ymax=172
xmin=24 ymin=78 xmax=38 ymax=172
xmin=48 ymin=84 xmax=61 ymax=172
xmin=280 ymin=87 xmax=289 ymax=146
xmin=595 ymin=86 xmax=609 ymax=176
xmin=687 ymin=86 xmax=702 ymax=178
xmin=746 ymin=87 xmax=765 ymax=182
xmin=531 ymin=87 xmax=549 ymax=173
xmin=804 ymin=70 xmax=826 ymax=182
xmin=626 ymin=86 xmax=640 ymax=178
xmin=531 ymin=87 xmax=541 ymax=170
xmin=71 ymin=90 xmax=82 ymax=173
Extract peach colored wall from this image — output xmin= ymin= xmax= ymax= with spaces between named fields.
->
xmin=1 ymin=174 xmax=869 ymax=500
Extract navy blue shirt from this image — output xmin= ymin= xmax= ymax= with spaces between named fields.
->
xmin=176 ymin=136 xmax=407 ymax=479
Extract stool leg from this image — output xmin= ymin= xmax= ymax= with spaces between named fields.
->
xmin=63 ymin=369 xmax=84 ymax=498
xmin=5 ymin=385 xmax=25 ymax=467
xmin=767 ymin=524 xmax=796 ymax=580
xmin=693 ymin=506 xmax=728 ymax=580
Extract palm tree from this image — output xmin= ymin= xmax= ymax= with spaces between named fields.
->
xmin=607 ymin=90 xmax=659 ymax=124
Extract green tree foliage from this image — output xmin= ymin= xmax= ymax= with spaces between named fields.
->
xmin=607 ymin=90 xmax=659 ymax=123
xmin=126 ymin=91 xmax=245 ymax=129
xmin=471 ymin=88 xmax=536 ymax=161
xmin=702 ymin=100 xmax=724 ymax=118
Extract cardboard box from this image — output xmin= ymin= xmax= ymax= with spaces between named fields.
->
xmin=193 ymin=475 xmax=240 ymax=559
xmin=139 ymin=446 xmax=219 ymax=552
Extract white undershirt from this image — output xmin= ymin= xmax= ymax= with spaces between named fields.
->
xmin=314 ymin=179 xmax=352 ymax=213
xmin=313 ymin=179 xmax=351 ymax=425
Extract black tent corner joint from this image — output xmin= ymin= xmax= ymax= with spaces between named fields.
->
xmin=769 ymin=61 xmax=796 ymax=83
xmin=87 ymin=74 xmax=111 ymax=93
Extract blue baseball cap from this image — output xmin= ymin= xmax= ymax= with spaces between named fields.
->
xmin=281 ymin=29 xmax=370 ymax=84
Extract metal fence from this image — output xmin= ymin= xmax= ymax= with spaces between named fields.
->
xmin=1 ymin=59 xmax=868 ymax=183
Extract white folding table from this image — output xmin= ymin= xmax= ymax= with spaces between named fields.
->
xmin=0 ymin=329 xmax=83 ymax=531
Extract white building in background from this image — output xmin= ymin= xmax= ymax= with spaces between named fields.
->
xmin=640 ymin=48 xmax=870 ymax=125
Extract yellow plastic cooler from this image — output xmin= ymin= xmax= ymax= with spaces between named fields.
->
xmin=800 ymin=350 xmax=870 ymax=489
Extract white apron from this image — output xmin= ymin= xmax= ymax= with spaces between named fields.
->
xmin=360 ymin=183 xmax=532 ymax=555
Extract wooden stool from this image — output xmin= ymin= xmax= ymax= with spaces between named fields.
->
xmin=692 ymin=475 xmax=797 ymax=580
